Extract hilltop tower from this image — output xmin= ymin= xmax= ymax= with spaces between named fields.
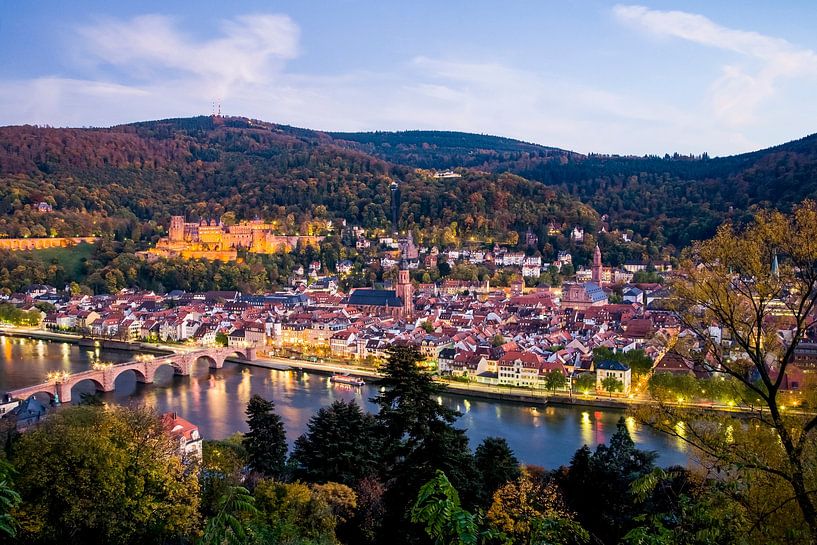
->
xmin=592 ymin=244 xmax=603 ymax=284
xmin=169 ymin=216 xmax=185 ymax=242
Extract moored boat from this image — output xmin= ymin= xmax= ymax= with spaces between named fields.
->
xmin=330 ymin=374 xmax=365 ymax=387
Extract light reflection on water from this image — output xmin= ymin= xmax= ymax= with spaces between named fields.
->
xmin=0 ymin=336 xmax=689 ymax=468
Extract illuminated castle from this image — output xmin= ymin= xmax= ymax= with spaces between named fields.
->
xmin=148 ymin=216 xmax=324 ymax=261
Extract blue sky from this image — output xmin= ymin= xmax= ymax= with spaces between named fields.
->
xmin=2 ymin=1 xmax=816 ymax=155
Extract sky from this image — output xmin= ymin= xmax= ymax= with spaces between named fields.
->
xmin=1 ymin=1 xmax=817 ymax=156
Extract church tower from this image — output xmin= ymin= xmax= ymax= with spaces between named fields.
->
xmin=396 ymin=263 xmax=413 ymax=317
xmin=592 ymin=244 xmax=603 ymax=284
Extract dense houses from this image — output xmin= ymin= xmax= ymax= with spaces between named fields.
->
xmin=3 ymin=230 xmax=742 ymax=397
xmin=5 ymin=268 xmax=690 ymax=397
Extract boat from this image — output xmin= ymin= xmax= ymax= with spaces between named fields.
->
xmin=330 ymin=374 xmax=366 ymax=387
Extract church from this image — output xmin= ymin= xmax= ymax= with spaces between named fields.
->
xmin=344 ymin=181 xmax=414 ymax=318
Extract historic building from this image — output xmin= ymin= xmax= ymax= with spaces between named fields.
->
xmin=561 ymin=282 xmax=608 ymax=309
xmin=147 ymin=216 xmax=324 ymax=261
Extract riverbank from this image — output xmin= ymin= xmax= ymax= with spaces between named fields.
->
xmin=247 ymin=355 xmax=637 ymax=409
xmin=0 ymin=327 xmax=173 ymax=357
xmin=0 ymin=328 xmax=780 ymax=415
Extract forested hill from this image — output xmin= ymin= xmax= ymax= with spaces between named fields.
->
xmin=3 ymin=115 xmax=817 ymax=251
xmin=329 ymin=129 xmax=817 ymax=246
xmin=329 ymin=130 xmax=582 ymax=170
xmin=0 ymin=116 xmax=596 ymax=247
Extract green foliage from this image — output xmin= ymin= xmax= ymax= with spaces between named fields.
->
xmin=594 ymin=347 xmax=653 ymax=375
xmin=601 ymin=376 xmax=624 ymax=395
xmin=242 ymin=395 xmax=287 ymax=479
xmin=215 ymin=332 xmax=229 ymax=347
xmin=373 ymin=345 xmax=459 ymax=445
xmin=0 ymin=458 xmax=20 ymax=539
xmin=622 ymin=469 xmax=749 ymax=545
xmin=529 ymin=517 xmax=590 ymax=545
xmin=373 ymin=345 xmax=480 ymax=543
xmin=562 ymin=417 xmax=658 ymax=543
xmin=198 ymin=485 xmax=257 ymax=545
xmin=543 ymin=370 xmax=567 ymax=392
xmin=572 ymin=373 xmax=596 ymax=394
xmin=333 ymin=129 xmax=817 ymax=248
xmin=251 ymin=480 xmax=339 ymax=545
xmin=291 ymin=400 xmax=381 ymax=485
xmin=411 ymin=470 xmax=492 ymax=545
xmin=0 ymin=303 xmax=42 ymax=326
xmin=10 ymin=405 xmax=200 ymax=545
xmin=474 ymin=437 xmax=521 ymax=506
xmin=648 ymin=373 xmax=754 ymax=405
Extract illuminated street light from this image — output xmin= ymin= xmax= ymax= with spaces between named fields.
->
xmin=46 ymin=371 xmax=71 ymax=382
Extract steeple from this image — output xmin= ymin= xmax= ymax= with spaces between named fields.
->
xmin=772 ymin=252 xmax=780 ymax=279
xmin=592 ymin=244 xmax=603 ymax=284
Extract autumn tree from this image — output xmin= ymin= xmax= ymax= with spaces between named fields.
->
xmin=646 ymin=201 xmax=817 ymax=544
xmin=487 ymin=467 xmax=587 ymax=545
xmin=11 ymin=406 xmax=199 ymax=545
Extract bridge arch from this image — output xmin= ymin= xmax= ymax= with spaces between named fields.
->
xmin=223 ymin=349 xmax=247 ymax=361
xmin=26 ymin=390 xmax=56 ymax=403
xmin=111 ymin=366 xmax=149 ymax=384
xmin=195 ymin=354 xmax=219 ymax=369
xmin=66 ymin=376 xmax=105 ymax=393
xmin=153 ymin=360 xmax=189 ymax=377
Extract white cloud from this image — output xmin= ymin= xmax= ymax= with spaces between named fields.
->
xmin=0 ymin=10 xmax=814 ymax=155
xmin=77 ymin=13 xmax=299 ymax=97
xmin=613 ymin=4 xmax=817 ymax=126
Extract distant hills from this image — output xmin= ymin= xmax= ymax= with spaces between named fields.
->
xmin=330 ymin=129 xmax=817 ymax=247
xmin=0 ymin=115 xmax=816 ymax=256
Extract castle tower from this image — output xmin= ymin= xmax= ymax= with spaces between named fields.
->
xmin=169 ymin=216 xmax=185 ymax=242
xmin=592 ymin=244 xmax=603 ymax=284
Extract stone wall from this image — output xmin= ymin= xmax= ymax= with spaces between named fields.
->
xmin=0 ymin=237 xmax=98 ymax=251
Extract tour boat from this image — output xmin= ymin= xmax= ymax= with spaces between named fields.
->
xmin=330 ymin=374 xmax=366 ymax=387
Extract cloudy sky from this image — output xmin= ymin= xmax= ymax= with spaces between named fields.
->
xmin=2 ymin=1 xmax=816 ymax=156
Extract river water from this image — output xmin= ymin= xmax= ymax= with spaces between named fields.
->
xmin=0 ymin=336 xmax=689 ymax=468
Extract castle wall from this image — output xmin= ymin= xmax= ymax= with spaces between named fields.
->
xmin=0 ymin=237 xmax=99 ymax=251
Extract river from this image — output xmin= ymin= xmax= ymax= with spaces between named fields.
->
xmin=0 ymin=335 xmax=689 ymax=468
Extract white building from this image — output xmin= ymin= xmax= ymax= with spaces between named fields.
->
xmin=595 ymin=360 xmax=631 ymax=395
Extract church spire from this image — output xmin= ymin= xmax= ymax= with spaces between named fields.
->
xmin=592 ymin=244 xmax=603 ymax=284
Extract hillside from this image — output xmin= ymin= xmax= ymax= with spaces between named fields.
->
xmin=3 ymin=115 xmax=817 ymax=255
xmin=329 ymin=129 xmax=582 ymax=170
xmin=330 ymin=129 xmax=817 ymax=246
xmin=0 ymin=117 xmax=596 ymax=248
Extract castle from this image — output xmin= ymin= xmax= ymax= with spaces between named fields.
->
xmin=147 ymin=216 xmax=324 ymax=261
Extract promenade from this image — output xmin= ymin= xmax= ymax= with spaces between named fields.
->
xmin=0 ymin=327 xmax=785 ymax=415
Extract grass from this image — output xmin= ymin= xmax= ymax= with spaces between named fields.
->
xmin=23 ymin=242 xmax=96 ymax=278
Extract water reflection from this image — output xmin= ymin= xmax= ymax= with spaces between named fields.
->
xmin=0 ymin=336 xmax=688 ymax=468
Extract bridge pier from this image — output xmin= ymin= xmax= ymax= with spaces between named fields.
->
xmin=137 ymin=365 xmax=156 ymax=384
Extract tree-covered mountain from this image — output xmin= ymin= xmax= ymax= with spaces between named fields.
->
xmin=0 ymin=116 xmax=595 ymax=247
xmin=330 ymin=129 xmax=817 ymax=246
xmin=3 ymin=115 xmax=817 ymax=254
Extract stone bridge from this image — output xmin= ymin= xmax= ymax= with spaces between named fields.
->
xmin=6 ymin=346 xmax=255 ymax=404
